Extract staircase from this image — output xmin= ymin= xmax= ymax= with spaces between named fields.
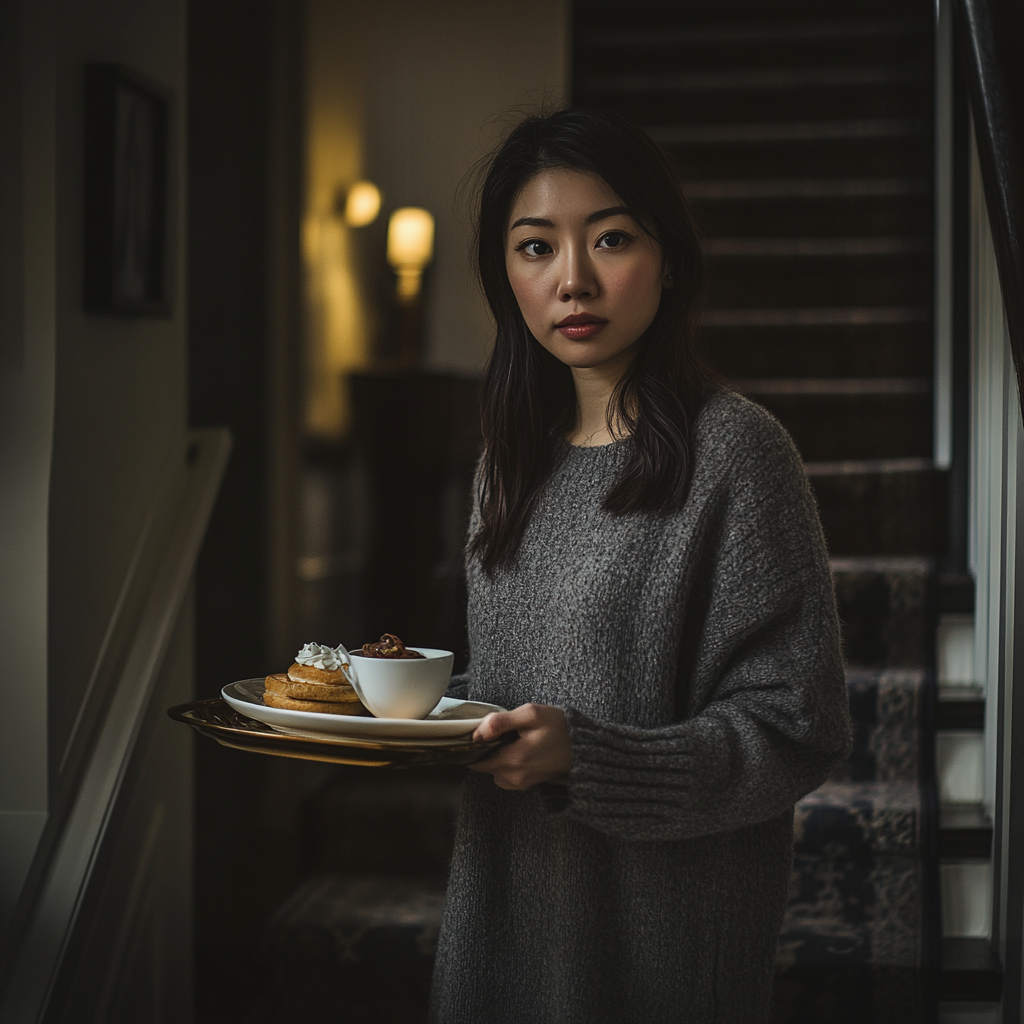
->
xmin=572 ymin=1 xmax=946 ymax=1020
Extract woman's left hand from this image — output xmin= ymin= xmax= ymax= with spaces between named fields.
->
xmin=468 ymin=703 xmax=572 ymax=790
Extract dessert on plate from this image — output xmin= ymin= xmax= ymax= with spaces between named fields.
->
xmin=263 ymin=642 xmax=367 ymax=715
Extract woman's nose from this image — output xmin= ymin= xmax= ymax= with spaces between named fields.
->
xmin=559 ymin=249 xmax=599 ymax=302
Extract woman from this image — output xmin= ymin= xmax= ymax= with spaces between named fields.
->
xmin=431 ymin=109 xmax=852 ymax=1024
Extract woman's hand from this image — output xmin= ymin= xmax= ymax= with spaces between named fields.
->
xmin=468 ymin=703 xmax=572 ymax=790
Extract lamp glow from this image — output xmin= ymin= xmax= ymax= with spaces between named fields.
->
xmin=344 ymin=181 xmax=381 ymax=227
xmin=387 ymin=207 xmax=434 ymax=300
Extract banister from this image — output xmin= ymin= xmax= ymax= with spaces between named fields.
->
xmin=955 ymin=0 xmax=1024 ymax=407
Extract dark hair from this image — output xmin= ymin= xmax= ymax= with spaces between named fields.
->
xmin=469 ymin=108 xmax=716 ymax=574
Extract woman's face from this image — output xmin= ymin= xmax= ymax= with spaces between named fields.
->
xmin=504 ymin=168 xmax=669 ymax=372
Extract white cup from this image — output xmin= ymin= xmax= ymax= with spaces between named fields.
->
xmin=347 ymin=647 xmax=454 ymax=719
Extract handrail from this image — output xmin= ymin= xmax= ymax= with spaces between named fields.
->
xmin=0 ymin=428 xmax=230 ymax=1023
xmin=955 ymin=0 xmax=1024 ymax=406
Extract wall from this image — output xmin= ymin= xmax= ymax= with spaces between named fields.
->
xmin=46 ymin=0 xmax=189 ymax=798
xmin=0 ymin=0 xmax=188 ymax=953
xmin=304 ymin=0 xmax=569 ymax=439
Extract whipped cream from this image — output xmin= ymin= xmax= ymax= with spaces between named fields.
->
xmin=295 ymin=642 xmax=350 ymax=671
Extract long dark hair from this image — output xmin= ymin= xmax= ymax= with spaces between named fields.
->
xmin=469 ymin=108 xmax=716 ymax=574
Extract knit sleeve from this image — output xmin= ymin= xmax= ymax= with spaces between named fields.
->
xmin=445 ymin=666 xmax=473 ymax=701
xmin=562 ymin=406 xmax=852 ymax=842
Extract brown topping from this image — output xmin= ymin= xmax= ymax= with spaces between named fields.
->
xmin=359 ymin=633 xmax=425 ymax=659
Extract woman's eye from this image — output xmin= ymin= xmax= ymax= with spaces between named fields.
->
xmin=517 ymin=239 xmax=552 ymax=257
xmin=597 ymin=232 xmax=627 ymax=249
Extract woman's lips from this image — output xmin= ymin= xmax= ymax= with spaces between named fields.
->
xmin=555 ymin=315 xmax=608 ymax=340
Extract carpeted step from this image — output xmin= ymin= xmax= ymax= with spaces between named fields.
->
xmin=831 ymin=557 xmax=933 ymax=668
xmin=808 ymin=462 xmax=946 ymax=556
xmin=703 ymin=319 xmax=931 ymax=378
xmin=691 ymin=183 xmax=932 ymax=237
xmin=246 ymin=873 xmax=445 ymax=1024
xmin=302 ymin=767 xmax=463 ymax=877
xmin=839 ymin=668 xmax=927 ymax=781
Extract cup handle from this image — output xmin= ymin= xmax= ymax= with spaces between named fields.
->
xmin=337 ymin=644 xmax=367 ymax=703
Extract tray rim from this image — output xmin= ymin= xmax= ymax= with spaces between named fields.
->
xmin=167 ymin=697 xmax=507 ymax=766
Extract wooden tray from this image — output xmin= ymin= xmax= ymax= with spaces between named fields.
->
xmin=167 ymin=697 xmax=508 ymax=767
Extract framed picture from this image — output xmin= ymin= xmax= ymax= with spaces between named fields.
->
xmin=83 ymin=64 xmax=172 ymax=316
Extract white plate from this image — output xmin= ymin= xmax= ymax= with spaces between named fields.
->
xmin=222 ymin=678 xmax=505 ymax=739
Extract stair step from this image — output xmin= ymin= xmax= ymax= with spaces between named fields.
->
xmin=708 ymin=253 xmax=930 ymax=308
xmin=254 ymin=873 xmax=445 ymax=1024
xmin=647 ymin=118 xmax=930 ymax=145
xmin=704 ymin=320 xmax=931 ymax=378
xmin=710 ymin=236 xmax=929 ymax=256
xmin=940 ymin=937 xmax=1003 ymax=1001
xmin=808 ymin=463 xmax=946 ymax=556
xmin=695 ymin=197 xmax=932 ymax=236
xmin=302 ymin=767 xmax=463 ymax=876
xmin=830 ymin=557 xmax=932 ymax=668
xmin=836 ymin=669 xmax=926 ymax=782
xmin=581 ymin=15 xmax=929 ymax=49
xmin=939 ymin=805 xmax=993 ymax=858
xmin=798 ymin=781 xmax=921 ymax=856
xmin=704 ymin=305 xmax=929 ymax=327
xmin=935 ymin=700 xmax=985 ymax=730
xmin=688 ymin=176 xmax=930 ymax=198
xmin=751 ymin=391 xmax=932 ymax=461
xmin=671 ymin=136 xmax=932 ymax=179
xmin=583 ymin=64 xmax=930 ymax=94
xmin=738 ymin=376 xmax=930 ymax=395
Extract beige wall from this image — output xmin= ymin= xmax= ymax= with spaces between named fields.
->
xmin=304 ymin=0 xmax=568 ymax=438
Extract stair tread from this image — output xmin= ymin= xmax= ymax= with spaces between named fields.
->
xmin=688 ymin=176 xmax=930 ymax=198
xmin=735 ymin=376 xmax=930 ymax=394
xmin=584 ymin=64 xmax=930 ymax=94
xmin=581 ymin=16 xmax=929 ymax=48
xmin=710 ymin=236 xmax=929 ymax=256
xmin=805 ymin=456 xmax=935 ymax=474
xmin=646 ymin=118 xmax=930 ymax=144
xmin=704 ymin=305 xmax=929 ymax=326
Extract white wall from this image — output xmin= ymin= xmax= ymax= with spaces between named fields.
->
xmin=304 ymin=0 xmax=568 ymax=438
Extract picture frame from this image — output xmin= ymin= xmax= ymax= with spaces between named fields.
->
xmin=83 ymin=63 xmax=172 ymax=316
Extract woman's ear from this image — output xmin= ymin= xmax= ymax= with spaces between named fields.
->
xmin=662 ymin=271 xmax=674 ymax=289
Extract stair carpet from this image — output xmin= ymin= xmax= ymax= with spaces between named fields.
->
xmin=572 ymin=1 xmax=943 ymax=1021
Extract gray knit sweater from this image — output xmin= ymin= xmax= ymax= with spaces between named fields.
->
xmin=430 ymin=390 xmax=852 ymax=1024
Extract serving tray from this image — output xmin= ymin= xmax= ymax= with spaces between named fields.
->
xmin=167 ymin=697 xmax=509 ymax=767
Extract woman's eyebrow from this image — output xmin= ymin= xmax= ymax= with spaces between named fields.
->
xmin=509 ymin=206 xmax=634 ymax=232
xmin=509 ymin=216 xmax=554 ymax=230
xmin=586 ymin=205 xmax=632 ymax=224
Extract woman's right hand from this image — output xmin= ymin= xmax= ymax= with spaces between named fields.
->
xmin=469 ymin=703 xmax=573 ymax=791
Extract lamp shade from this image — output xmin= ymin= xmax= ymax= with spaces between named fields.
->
xmin=344 ymin=181 xmax=381 ymax=227
xmin=387 ymin=207 xmax=434 ymax=271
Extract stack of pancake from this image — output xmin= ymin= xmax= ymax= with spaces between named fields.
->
xmin=264 ymin=645 xmax=366 ymax=715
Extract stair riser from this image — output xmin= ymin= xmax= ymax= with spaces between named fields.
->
xmin=750 ymin=393 xmax=932 ymax=461
xmin=704 ymin=324 xmax=932 ymax=377
xmin=580 ymin=0 xmax=933 ymax=29
xmin=832 ymin=563 xmax=932 ymax=668
xmin=577 ymin=37 xmax=931 ymax=75
xmin=812 ymin=471 xmax=947 ymax=556
xmin=577 ymin=84 xmax=932 ymax=126
xmin=691 ymin=196 xmax=932 ymax=236
xmin=709 ymin=254 xmax=931 ymax=307
xmin=666 ymin=139 xmax=932 ymax=179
